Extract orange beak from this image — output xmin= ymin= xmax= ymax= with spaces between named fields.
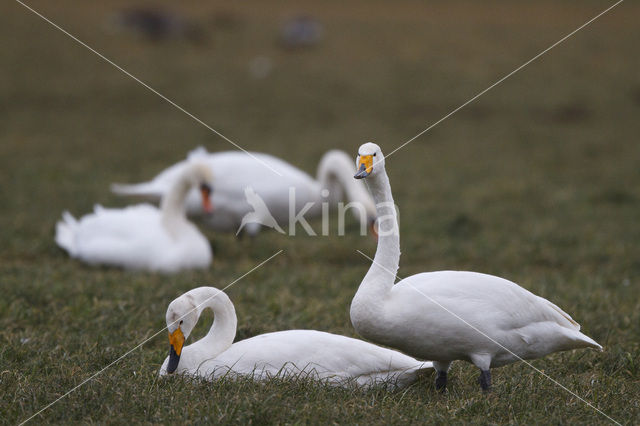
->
xmin=369 ymin=219 xmax=378 ymax=239
xmin=168 ymin=327 xmax=185 ymax=356
xmin=167 ymin=327 xmax=185 ymax=374
xmin=354 ymin=155 xmax=373 ymax=179
xmin=200 ymin=184 xmax=214 ymax=213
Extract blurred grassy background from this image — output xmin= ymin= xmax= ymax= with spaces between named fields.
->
xmin=1 ymin=0 xmax=639 ymax=423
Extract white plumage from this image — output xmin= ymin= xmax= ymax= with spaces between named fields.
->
xmin=159 ymin=287 xmax=433 ymax=389
xmin=350 ymin=142 xmax=601 ymax=391
xmin=55 ymin=162 xmax=213 ymax=273
xmin=112 ymin=147 xmax=376 ymax=236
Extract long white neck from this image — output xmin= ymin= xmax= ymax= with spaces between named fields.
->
xmin=160 ymin=166 xmax=194 ymax=229
xmin=316 ymin=150 xmax=376 ymax=220
xmin=188 ymin=287 xmax=238 ymax=358
xmin=350 ymin=168 xmax=399 ymax=337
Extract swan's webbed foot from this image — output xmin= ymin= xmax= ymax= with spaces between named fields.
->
xmin=435 ymin=370 xmax=447 ymax=392
xmin=478 ymin=369 xmax=491 ymax=392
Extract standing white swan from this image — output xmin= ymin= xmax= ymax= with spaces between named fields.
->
xmin=111 ymin=147 xmax=376 ymax=236
xmin=159 ymin=287 xmax=433 ymax=388
xmin=350 ymin=142 xmax=601 ymax=391
xmin=55 ymin=162 xmax=214 ymax=273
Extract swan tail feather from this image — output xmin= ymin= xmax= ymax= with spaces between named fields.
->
xmin=55 ymin=211 xmax=78 ymax=254
xmin=413 ymin=361 xmax=434 ymax=375
xmin=375 ymin=361 xmax=434 ymax=388
xmin=541 ymin=298 xmax=602 ymax=351
xmin=571 ymin=330 xmax=603 ymax=351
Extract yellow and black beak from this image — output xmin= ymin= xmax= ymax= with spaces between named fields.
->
xmin=354 ymin=155 xmax=373 ymax=179
xmin=167 ymin=327 xmax=185 ymax=374
xmin=200 ymin=183 xmax=214 ymax=214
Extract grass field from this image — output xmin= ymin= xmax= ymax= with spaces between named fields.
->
xmin=2 ymin=0 xmax=639 ymax=423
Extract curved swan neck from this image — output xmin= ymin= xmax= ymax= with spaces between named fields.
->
xmin=363 ymin=169 xmax=400 ymax=288
xmin=317 ymin=151 xmax=376 ymax=218
xmin=161 ymin=166 xmax=194 ymax=226
xmin=351 ymin=167 xmax=399 ymax=329
xmin=190 ymin=287 xmax=237 ymax=356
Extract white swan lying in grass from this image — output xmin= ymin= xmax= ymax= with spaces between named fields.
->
xmin=112 ymin=147 xmax=376 ymax=236
xmin=159 ymin=287 xmax=433 ymax=388
xmin=55 ymin=162 xmax=213 ymax=273
xmin=350 ymin=142 xmax=602 ymax=391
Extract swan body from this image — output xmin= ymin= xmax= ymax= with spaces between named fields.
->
xmin=55 ymin=163 xmax=213 ymax=273
xmin=159 ymin=287 xmax=432 ymax=388
xmin=350 ymin=142 xmax=601 ymax=391
xmin=112 ymin=147 xmax=376 ymax=236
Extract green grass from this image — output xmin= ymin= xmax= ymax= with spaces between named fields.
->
xmin=1 ymin=0 xmax=639 ymax=423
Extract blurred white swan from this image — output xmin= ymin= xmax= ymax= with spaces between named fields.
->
xmin=111 ymin=147 xmax=376 ymax=237
xmin=159 ymin=286 xmax=433 ymax=388
xmin=55 ymin=162 xmax=213 ymax=273
xmin=351 ymin=142 xmax=602 ymax=391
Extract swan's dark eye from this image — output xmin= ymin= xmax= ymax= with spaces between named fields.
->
xmin=200 ymin=183 xmax=212 ymax=195
xmin=373 ymin=153 xmax=377 ymax=156
xmin=179 ymin=320 xmax=183 ymax=325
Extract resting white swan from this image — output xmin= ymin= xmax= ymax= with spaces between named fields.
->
xmin=55 ymin=162 xmax=213 ymax=273
xmin=159 ymin=287 xmax=433 ymax=388
xmin=350 ymin=142 xmax=601 ymax=391
xmin=112 ymin=147 xmax=376 ymax=236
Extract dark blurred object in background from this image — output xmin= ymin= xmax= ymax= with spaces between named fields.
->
xmin=279 ymin=15 xmax=323 ymax=50
xmin=107 ymin=7 xmax=206 ymax=44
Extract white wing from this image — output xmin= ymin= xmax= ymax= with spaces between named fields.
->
xmin=199 ymin=330 xmax=431 ymax=388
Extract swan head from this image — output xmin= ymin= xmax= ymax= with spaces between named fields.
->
xmin=354 ymin=142 xmax=384 ymax=179
xmin=164 ymin=294 xmax=200 ymax=374
xmin=186 ymin=162 xmax=215 ymax=214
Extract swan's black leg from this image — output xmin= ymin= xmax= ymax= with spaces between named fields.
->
xmin=435 ymin=370 xmax=447 ymax=391
xmin=433 ymin=361 xmax=451 ymax=392
xmin=478 ymin=369 xmax=492 ymax=391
